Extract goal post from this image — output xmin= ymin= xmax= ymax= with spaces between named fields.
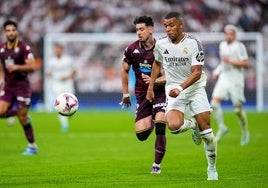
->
xmin=43 ymin=32 xmax=265 ymax=111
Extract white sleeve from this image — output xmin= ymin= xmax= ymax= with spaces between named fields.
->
xmin=153 ymin=42 xmax=163 ymax=63
xmin=191 ymin=40 xmax=204 ymax=66
xmin=213 ymin=64 xmax=222 ymax=75
xmin=238 ymin=42 xmax=248 ymax=61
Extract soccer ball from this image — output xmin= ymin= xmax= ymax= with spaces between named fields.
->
xmin=54 ymin=92 xmax=79 ymax=116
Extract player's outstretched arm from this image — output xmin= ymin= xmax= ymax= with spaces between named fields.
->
xmin=146 ymin=60 xmax=161 ymax=102
xmin=120 ymin=61 xmax=131 ymax=108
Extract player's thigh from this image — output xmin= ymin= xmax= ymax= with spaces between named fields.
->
xmin=152 ymin=93 xmax=166 ymax=122
xmin=135 ymin=116 xmax=152 ymax=132
xmin=230 ymin=85 xmax=245 ymax=106
xmin=212 ymin=79 xmax=229 ymax=100
xmin=135 ymin=97 xmax=153 ymax=132
xmin=165 ymin=96 xmax=186 ymax=128
xmin=194 ymin=111 xmax=211 ymax=131
xmin=190 ymin=87 xmax=211 ymax=116
xmin=0 ymin=100 xmax=10 ymax=115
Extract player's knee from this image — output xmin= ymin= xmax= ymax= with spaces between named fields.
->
xmin=155 ymin=122 xmax=166 ymax=135
xmin=0 ymin=109 xmax=7 ymax=118
xmin=234 ymin=106 xmax=243 ymax=116
xmin=167 ymin=120 xmax=183 ymax=132
xmin=136 ymin=129 xmax=151 ymax=141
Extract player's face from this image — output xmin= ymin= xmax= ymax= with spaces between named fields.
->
xmin=4 ymin=25 xmax=18 ymax=43
xmin=55 ymin=45 xmax=63 ymax=58
xmin=163 ymin=17 xmax=183 ymax=43
xmin=224 ymin=29 xmax=236 ymax=44
xmin=135 ymin=23 xmax=153 ymax=42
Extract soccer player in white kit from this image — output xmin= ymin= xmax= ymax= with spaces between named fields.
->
xmin=211 ymin=25 xmax=250 ymax=146
xmin=146 ymin=12 xmax=218 ymax=181
xmin=46 ymin=43 xmax=76 ymax=132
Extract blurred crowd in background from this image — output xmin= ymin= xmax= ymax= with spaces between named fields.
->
xmin=0 ymin=0 xmax=267 ymax=58
xmin=0 ymin=0 xmax=267 ymax=109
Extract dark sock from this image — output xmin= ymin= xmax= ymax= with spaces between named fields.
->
xmin=23 ymin=123 xmax=35 ymax=143
xmin=154 ymin=122 xmax=166 ymax=164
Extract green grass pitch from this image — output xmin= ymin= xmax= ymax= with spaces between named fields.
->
xmin=0 ymin=110 xmax=267 ymax=187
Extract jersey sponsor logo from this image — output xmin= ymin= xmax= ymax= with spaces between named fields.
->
xmin=164 ymin=56 xmax=189 ymax=66
xmin=139 ymin=60 xmax=151 ymax=73
xmin=196 ymin=51 xmax=204 ymax=62
xmin=4 ymin=56 xmax=15 ymax=67
xmin=163 ymin=49 xmax=169 ymax=54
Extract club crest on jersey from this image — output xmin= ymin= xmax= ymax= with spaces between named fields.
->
xmin=14 ymin=47 xmax=19 ymax=53
xmin=183 ymin=47 xmax=188 ymax=54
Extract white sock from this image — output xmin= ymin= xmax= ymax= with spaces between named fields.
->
xmin=200 ymin=128 xmax=217 ymax=169
xmin=152 ymin=162 xmax=160 ymax=167
xmin=58 ymin=114 xmax=69 ymax=128
xmin=28 ymin=143 xmax=37 ymax=148
xmin=170 ymin=118 xmax=196 ymax=134
xmin=235 ymin=109 xmax=248 ymax=134
xmin=211 ymin=101 xmax=226 ymax=130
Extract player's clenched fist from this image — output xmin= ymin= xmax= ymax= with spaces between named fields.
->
xmin=120 ymin=94 xmax=131 ymax=108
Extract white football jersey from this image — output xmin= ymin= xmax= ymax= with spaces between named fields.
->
xmin=47 ymin=55 xmax=75 ymax=94
xmin=154 ymin=33 xmax=207 ymax=93
xmin=217 ymin=40 xmax=248 ymax=86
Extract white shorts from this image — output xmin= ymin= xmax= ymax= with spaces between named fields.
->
xmin=166 ymin=87 xmax=211 ymax=116
xmin=212 ymin=78 xmax=245 ymax=105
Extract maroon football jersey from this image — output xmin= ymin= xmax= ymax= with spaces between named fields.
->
xmin=0 ymin=40 xmax=33 ymax=87
xmin=123 ymin=40 xmax=165 ymax=98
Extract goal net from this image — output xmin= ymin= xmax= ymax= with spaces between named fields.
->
xmin=44 ymin=32 xmax=265 ymax=111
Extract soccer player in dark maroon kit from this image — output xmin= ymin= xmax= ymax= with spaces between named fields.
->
xmin=121 ymin=16 xmax=166 ymax=174
xmin=0 ymin=20 xmax=38 ymax=155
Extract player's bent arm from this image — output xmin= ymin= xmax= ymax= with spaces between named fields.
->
xmin=148 ymin=60 xmax=161 ymax=91
xmin=229 ymin=59 xmax=249 ymax=68
xmin=9 ymin=58 xmax=36 ymax=73
xmin=121 ymin=61 xmax=131 ymax=95
xmin=155 ymin=69 xmax=166 ymax=86
xmin=180 ymin=65 xmax=202 ymax=90
xmin=0 ymin=63 xmax=4 ymax=90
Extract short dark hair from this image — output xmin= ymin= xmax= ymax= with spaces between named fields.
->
xmin=3 ymin=20 xmax=17 ymax=29
xmin=133 ymin=16 xmax=154 ymax=27
xmin=164 ymin=12 xmax=183 ymax=20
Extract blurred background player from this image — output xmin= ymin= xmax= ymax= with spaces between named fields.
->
xmin=120 ymin=16 xmax=167 ymax=174
xmin=146 ymin=12 xmax=218 ymax=180
xmin=0 ymin=20 xmax=38 ymax=155
xmin=46 ymin=43 xmax=76 ymax=132
xmin=211 ymin=24 xmax=250 ymax=146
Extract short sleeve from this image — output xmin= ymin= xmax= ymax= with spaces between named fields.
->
xmin=191 ymin=39 xmax=204 ymax=66
xmin=153 ymin=41 xmax=163 ymax=63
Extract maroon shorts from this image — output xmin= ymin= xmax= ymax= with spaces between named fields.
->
xmin=135 ymin=93 xmax=166 ymax=122
xmin=0 ymin=84 xmax=31 ymax=107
